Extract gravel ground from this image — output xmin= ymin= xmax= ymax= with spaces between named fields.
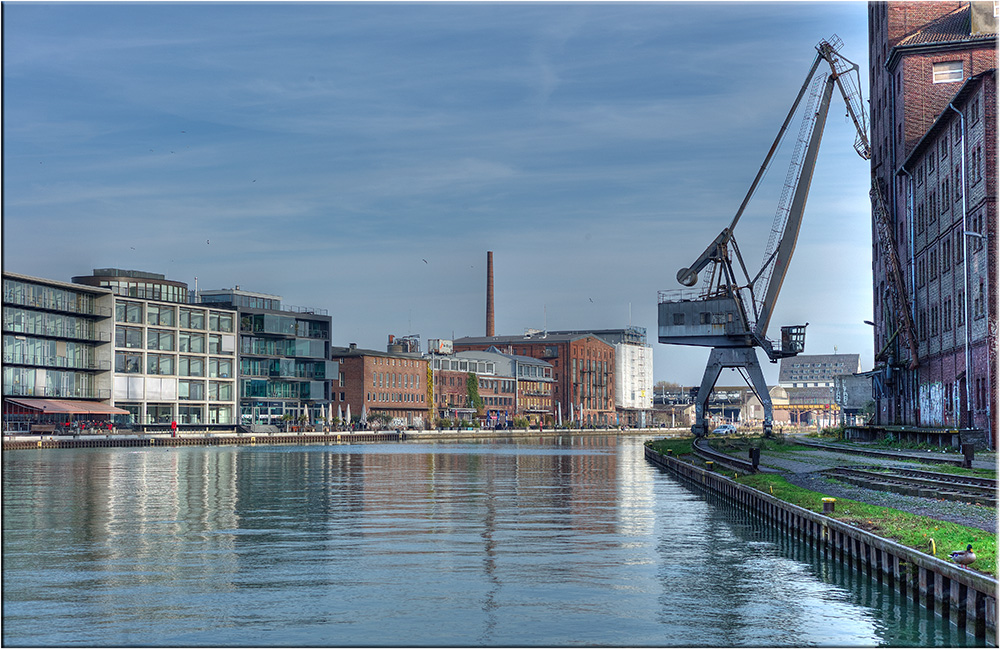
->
xmin=756 ymin=448 xmax=997 ymax=533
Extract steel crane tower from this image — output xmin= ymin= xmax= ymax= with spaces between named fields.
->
xmin=658 ymin=37 xmax=874 ymax=437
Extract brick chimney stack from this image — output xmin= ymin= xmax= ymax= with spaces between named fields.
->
xmin=486 ymin=251 xmax=495 ymax=337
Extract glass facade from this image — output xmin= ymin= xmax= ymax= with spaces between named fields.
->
xmin=109 ymin=296 xmax=237 ymax=427
xmin=2 ymin=274 xmax=114 ymax=421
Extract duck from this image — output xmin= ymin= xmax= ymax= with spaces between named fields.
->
xmin=950 ymin=544 xmax=976 ymax=568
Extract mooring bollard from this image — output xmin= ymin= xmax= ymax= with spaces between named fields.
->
xmin=749 ymin=448 xmax=760 ymax=470
xmin=705 ymin=461 xmax=714 ymax=471
xmin=961 ymin=443 xmax=975 ymax=468
xmin=822 ymin=497 xmax=836 ymax=514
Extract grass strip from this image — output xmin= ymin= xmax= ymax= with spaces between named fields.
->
xmin=645 ymin=439 xmax=996 ymax=576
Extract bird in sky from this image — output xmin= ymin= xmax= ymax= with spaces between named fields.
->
xmin=422 ymin=259 xmax=428 ymax=264
xmin=206 ymin=239 xmax=210 ymax=245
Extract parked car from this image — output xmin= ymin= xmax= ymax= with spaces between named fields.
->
xmin=711 ymin=424 xmax=738 ymax=435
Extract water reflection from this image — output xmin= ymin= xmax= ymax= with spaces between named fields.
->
xmin=2 ymin=436 xmax=984 ymax=647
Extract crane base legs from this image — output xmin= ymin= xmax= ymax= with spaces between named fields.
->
xmin=692 ymin=347 xmax=773 ymax=438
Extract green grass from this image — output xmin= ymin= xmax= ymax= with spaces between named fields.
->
xmin=738 ymin=473 xmax=996 ymax=576
xmin=646 ymin=437 xmax=693 ymax=457
xmin=645 ymin=438 xmax=997 ymax=576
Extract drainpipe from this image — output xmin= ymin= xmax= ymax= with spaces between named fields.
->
xmin=899 ymin=163 xmax=917 ymax=426
xmin=947 ymin=103 xmax=972 ymax=430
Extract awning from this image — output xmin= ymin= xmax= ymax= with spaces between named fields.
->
xmin=4 ymin=398 xmax=130 ymax=415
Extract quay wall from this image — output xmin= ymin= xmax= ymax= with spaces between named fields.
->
xmin=644 ymin=445 xmax=998 ymax=641
xmin=3 ymin=430 xmax=405 ymax=451
xmin=2 ymin=427 xmax=684 ymax=451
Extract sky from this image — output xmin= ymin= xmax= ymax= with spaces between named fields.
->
xmin=2 ymin=1 xmax=875 ymax=386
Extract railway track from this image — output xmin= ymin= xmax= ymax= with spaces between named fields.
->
xmin=824 ymin=466 xmax=997 ymax=507
xmin=794 ymin=438 xmax=969 ymax=466
xmin=692 ymin=436 xmax=760 ymax=474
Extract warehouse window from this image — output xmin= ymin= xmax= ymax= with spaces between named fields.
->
xmin=932 ymin=61 xmax=963 ymax=83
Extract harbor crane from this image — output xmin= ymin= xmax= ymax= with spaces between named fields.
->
xmin=658 ymin=37 xmax=903 ymax=437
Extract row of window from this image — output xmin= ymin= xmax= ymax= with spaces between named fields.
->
xmin=4 ymin=308 xmax=102 ymax=342
xmin=241 ymin=335 xmax=326 ymax=359
xmin=115 ymin=351 xmax=233 ymax=377
xmin=368 ymin=392 xmax=425 ymax=404
xmin=116 ymin=402 xmax=234 ymax=425
xmin=916 ymin=219 xmax=987 ymax=287
xmin=916 ymin=280 xmax=987 ymax=341
xmin=3 ymin=279 xmax=103 ymax=317
xmin=115 ymin=301 xmax=234 ymax=331
xmin=4 ymin=366 xmax=97 ymax=398
xmin=115 ymin=326 xmax=235 ymax=355
xmin=373 ymin=371 xmax=420 ymax=390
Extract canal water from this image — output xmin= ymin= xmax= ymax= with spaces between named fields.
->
xmin=2 ymin=435 xmax=983 ymax=647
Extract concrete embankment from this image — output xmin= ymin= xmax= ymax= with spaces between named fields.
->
xmin=2 ymin=427 xmax=684 ymax=451
xmin=644 ymin=444 xmax=998 ymax=642
xmin=2 ymin=430 xmax=405 ymax=450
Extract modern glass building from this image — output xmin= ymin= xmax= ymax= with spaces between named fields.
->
xmin=73 ymin=269 xmax=239 ymax=428
xmin=198 ymin=288 xmax=335 ymax=430
xmin=2 ymin=272 xmax=121 ymax=432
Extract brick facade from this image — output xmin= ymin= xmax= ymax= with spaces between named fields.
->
xmin=331 ymin=344 xmax=429 ymax=429
xmin=454 ymin=333 xmax=615 ymax=426
xmin=868 ymin=1 xmax=996 ymax=444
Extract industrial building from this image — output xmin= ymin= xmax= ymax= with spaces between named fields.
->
xmin=453 ymin=332 xmax=616 ymax=427
xmin=868 ymin=1 xmax=996 ymax=444
xmin=546 ymin=327 xmax=653 ymax=427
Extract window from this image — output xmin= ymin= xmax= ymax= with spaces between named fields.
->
xmin=116 ymin=326 xmax=143 ymax=349
xmin=179 ymin=379 xmax=205 ymax=401
xmin=147 ymin=329 xmax=174 ymax=351
xmin=147 ymin=304 xmax=175 ymax=327
xmin=147 ymin=354 xmax=175 ymax=375
xmin=209 ymin=358 xmax=232 ymax=378
xmin=178 ymin=356 xmax=204 ymax=377
xmin=115 ymin=352 xmax=142 ymax=374
xmin=179 ymin=307 xmax=205 ymax=330
xmin=933 ymin=61 xmax=963 ymax=83
xmin=178 ymin=332 xmax=205 ymax=353
xmin=115 ymin=301 xmax=142 ymax=323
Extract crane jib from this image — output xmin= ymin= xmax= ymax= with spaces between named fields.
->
xmin=657 ymin=36 xmax=872 ymax=438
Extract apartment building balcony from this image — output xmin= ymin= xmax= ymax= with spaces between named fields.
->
xmin=4 ymin=384 xmax=112 ymax=400
xmin=5 ymin=321 xmax=112 ymax=344
xmin=3 ymin=291 xmax=113 ymax=319
xmin=3 ymin=352 xmax=112 ymax=372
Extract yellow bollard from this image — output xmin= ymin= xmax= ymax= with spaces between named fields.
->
xmin=705 ymin=461 xmax=714 ymax=471
xmin=929 ymin=538 xmax=936 ymax=556
xmin=822 ymin=497 xmax=836 ymax=514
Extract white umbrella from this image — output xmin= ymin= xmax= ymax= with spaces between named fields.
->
xmin=569 ymin=402 xmax=574 ymax=423
xmin=557 ymin=402 xmax=562 ymax=426
xmin=346 ymin=403 xmax=352 ymax=426
xmin=337 ymin=405 xmax=343 ymax=425
xmin=360 ymin=404 xmax=368 ymax=427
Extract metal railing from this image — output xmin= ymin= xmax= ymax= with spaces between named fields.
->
xmin=4 ymin=385 xmax=112 ymax=400
xmin=3 ymin=352 xmax=111 ymax=371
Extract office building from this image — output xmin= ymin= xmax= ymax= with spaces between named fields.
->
xmin=199 ymin=287 xmax=335 ymax=430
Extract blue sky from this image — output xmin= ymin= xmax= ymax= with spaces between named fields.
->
xmin=2 ymin=1 xmax=873 ymax=386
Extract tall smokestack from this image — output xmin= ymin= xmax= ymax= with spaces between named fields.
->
xmin=486 ymin=251 xmax=495 ymax=337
